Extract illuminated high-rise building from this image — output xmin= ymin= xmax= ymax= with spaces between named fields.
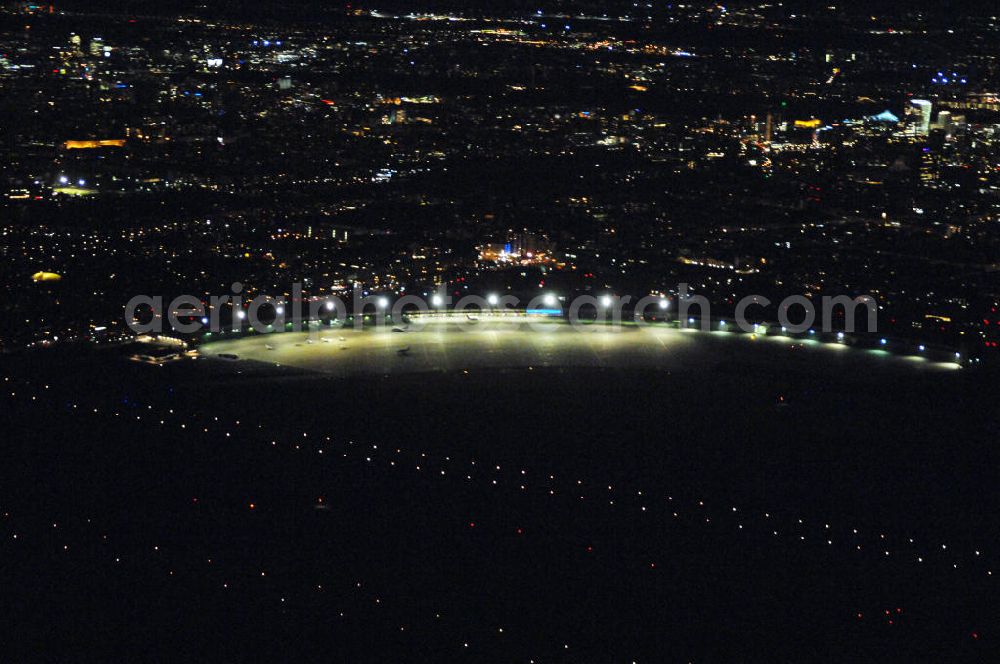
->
xmin=909 ymin=99 xmax=933 ymax=137
xmin=936 ymin=110 xmax=952 ymax=133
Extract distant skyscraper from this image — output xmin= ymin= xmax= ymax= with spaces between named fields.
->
xmin=909 ymin=99 xmax=932 ymax=137
xmin=936 ymin=110 xmax=952 ymax=132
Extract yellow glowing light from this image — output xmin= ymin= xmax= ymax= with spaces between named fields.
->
xmin=63 ymin=139 xmax=126 ymax=149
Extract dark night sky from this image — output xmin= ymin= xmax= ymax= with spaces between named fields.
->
xmin=46 ymin=0 xmax=983 ymax=18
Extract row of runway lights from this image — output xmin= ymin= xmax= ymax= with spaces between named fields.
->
xmin=1 ymin=374 xmax=992 ymax=648
xmin=694 ymin=321 xmax=967 ymax=365
xmin=8 ymin=374 xmax=990 ymax=574
xmin=0 ymin=376 xmax=603 ymax=656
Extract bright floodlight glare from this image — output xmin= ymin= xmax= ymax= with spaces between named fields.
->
xmin=688 ymin=317 xmax=695 ymax=324
xmin=919 ymin=345 xmax=926 ymax=351
xmin=275 ymin=306 xmax=284 ymax=315
xmin=201 ymin=317 xmax=209 ymax=325
xmin=377 ymin=297 xmax=389 ymax=309
xmin=600 ymin=295 xmax=612 ymax=308
xmin=837 ymin=331 xmax=845 ymax=340
xmin=487 ymin=294 xmax=499 ymax=306
xmin=658 ymin=298 xmax=669 ymax=310
xmin=236 ymin=310 xmax=246 ymax=320
xmin=543 ymin=293 xmax=557 ymax=307
xmin=58 ymin=175 xmax=68 ymax=184
xmin=880 ymin=338 xmax=887 ymax=345
xmin=78 ymin=179 xmax=86 ymax=186
xmin=325 ymin=300 xmax=335 ymax=311
xmin=431 ymin=294 xmax=444 ymax=307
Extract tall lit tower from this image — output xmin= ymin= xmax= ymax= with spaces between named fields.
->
xmin=909 ymin=99 xmax=932 ymax=137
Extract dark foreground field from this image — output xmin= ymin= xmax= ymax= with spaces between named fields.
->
xmin=0 ymin=344 xmax=996 ymax=661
